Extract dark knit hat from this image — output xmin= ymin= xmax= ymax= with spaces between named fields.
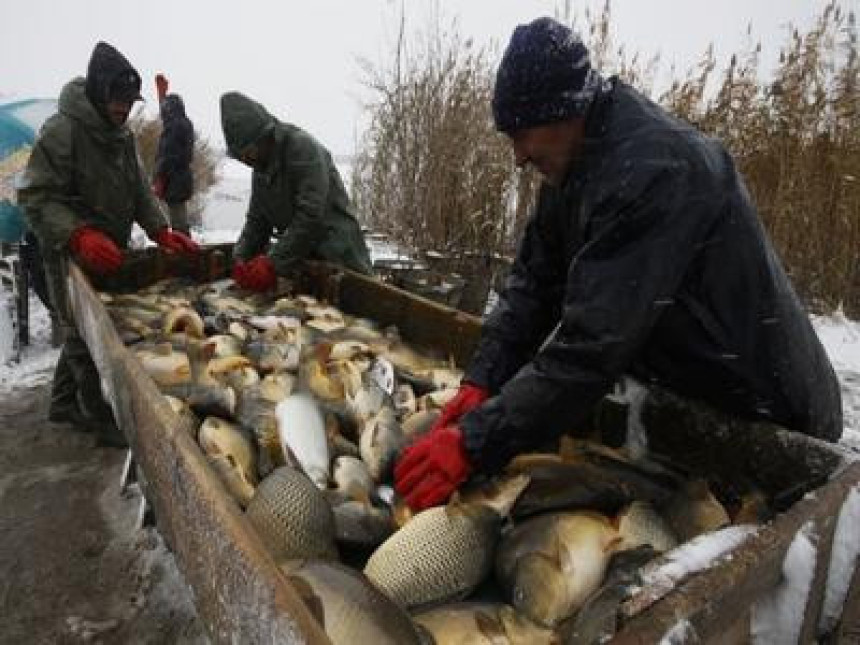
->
xmin=85 ymin=41 xmax=142 ymax=106
xmin=492 ymin=17 xmax=603 ymax=133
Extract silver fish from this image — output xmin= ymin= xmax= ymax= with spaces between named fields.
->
xmin=276 ymin=393 xmax=330 ymax=488
xmin=495 ymin=511 xmax=620 ymax=627
xmin=279 ymin=559 xmax=425 ymax=645
xmin=359 ymin=406 xmax=405 ymax=482
xmin=413 ymin=602 xmax=557 ymax=645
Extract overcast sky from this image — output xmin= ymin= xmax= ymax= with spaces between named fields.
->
xmin=0 ymin=0 xmax=841 ymax=170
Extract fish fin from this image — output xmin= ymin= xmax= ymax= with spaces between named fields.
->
xmin=285 ymin=574 xmax=326 ymax=628
xmin=558 ymin=434 xmax=580 ymax=461
xmin=605 ymin=534 xmax=625 ymax=554
xmin=475 ymin=610 xmax=508 ymax=644
xmin=314 ymin=341 xmax=333 ymax=363
xmin=355 ymin=489 xmax=372 ymax=506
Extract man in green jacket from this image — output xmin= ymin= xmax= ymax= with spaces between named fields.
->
xmin=18 ymin=41 xmax=199 ymax=447
xmin=220 ymin=91 xmax=372 ymax=291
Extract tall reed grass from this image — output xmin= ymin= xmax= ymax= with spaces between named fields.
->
xmin=131 ymin=111 xmax=222 ymax=230
xmin=355 ymin=1 xmax=859 ymax=315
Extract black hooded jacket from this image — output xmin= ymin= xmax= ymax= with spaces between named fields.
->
xmin=461 ymin=79 xmax=843 ymax=474
xmin=85 ymin=42 xmax=142 ymax=116
xmin=154 ymin=95 xmax=194 ymax=204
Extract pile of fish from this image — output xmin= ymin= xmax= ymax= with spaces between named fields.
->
xmin=102 ymin=277 xmax=773 ymax=645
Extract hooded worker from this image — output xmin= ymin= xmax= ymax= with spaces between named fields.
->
xmin=220 ymin=91 xmax=372 ymax=291
xmin=18 ymin=41 xmax=199 ymax=447
xmin=394 ymin=17 xmax=843 ymax=511
xmin=152 ymin=74 xmax=195 ymax=234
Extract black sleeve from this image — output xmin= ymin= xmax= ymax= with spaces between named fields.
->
xmin=462 ymin=156 xmax=720 ymax=473
xmin=155 ymin=118 xmax=193 ymax=176
xmin=465 ymin=188 xmax=567 ymax=393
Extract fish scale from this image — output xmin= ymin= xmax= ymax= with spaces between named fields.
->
xmin=245 ymin=466 xmax=337 ymax=561
xmin=364 ymin=505 xmax=501 ymax=609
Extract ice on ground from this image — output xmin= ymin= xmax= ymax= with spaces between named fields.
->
xmin=751 ymin=522 xmax=818 ymax=644
xmin=819 ymin=485 xmax=860 ymax=635
xmin=0 ymin=291 xmax=59 ymax=393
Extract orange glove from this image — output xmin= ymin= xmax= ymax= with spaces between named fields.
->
xmin=233 ymin=255 xmax=276 ymax=292
xmin=155 ymin=74 xmax=169 ymax=102
xmin=152 ymin=174 xmax=166 ymax=199
xmin=153 ymin=228 xmax=199 ymax=255
xmin=69 ymin=226 xmax=122 ymax=275
xmin=394 ymin=425 xmax=472 ymax=511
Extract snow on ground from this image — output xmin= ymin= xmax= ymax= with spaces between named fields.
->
xmin=820 ymin=485 xmax=860 ymax=634
xmin=0 ymin=290 xmax=59 ymax=393
xmin=751 ymin=522 xmax=818 ymax=644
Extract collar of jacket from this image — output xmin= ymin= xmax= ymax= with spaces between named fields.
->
xmin=560 ymin=76 xmax=618 ymax=190
xmin=59 ymin=77 xmax=131 ymax=147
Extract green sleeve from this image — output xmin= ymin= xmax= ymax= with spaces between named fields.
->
xmin=268 ymin=135 xmax=328 ymax=273
xmin=17 ymin=116 xmax=83 ymax=251
xmin=234 ymin=178 xmax=273 ymax=261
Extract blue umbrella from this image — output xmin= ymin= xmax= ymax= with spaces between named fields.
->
xmin=0 ymin=99 xmax=56 ymax=242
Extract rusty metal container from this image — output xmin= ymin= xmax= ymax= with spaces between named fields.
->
xmin=68 ymin=245 xmax=860 ymax=644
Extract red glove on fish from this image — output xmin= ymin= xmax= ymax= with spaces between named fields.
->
xmin=152 ymin=174 xmax=167 ymax=199
xmin=429 ymin=382 xmax=489 ymax=434
xmin=394 ymin=424 xmax=471 ymax=511
xmin=155 ymin=73 xmax=169 ymax=102
xmin=69 ymin=226 xmax=122 ymax=275
xmin=233 ymin=255 xmax=276 ymax=292
xmin=154 ymin=228 xmax=200 ymax=255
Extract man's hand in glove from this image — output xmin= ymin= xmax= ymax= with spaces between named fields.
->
xmin=394 ymin=424 xmax=471 ymax=511
xmin=232 ymin=255 xmax=276 ymax=292
xmin=153 ymin=228 xmax=199 ymax=255
xmin=429 ymin=382 xmax=489 ymax=434
xmin=69 ymin=226 xmax=122 ymax=275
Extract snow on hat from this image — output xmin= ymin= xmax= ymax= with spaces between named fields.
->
xmin=492 ymin=17 xmax=602 ymax=133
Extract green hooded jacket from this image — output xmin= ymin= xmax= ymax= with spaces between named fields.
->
xmin=220 ymin=92 xmax=372 ymax=275
xmin=17 ymin=77 xmax=167 ymax=252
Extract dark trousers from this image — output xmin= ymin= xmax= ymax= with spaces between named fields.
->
xmin=20 ymin=232 xmax=52 ymax=312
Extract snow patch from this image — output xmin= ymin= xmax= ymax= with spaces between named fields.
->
xmin=751 ymin=521 xmax=818 ymax=644
xmin=0 ymin=292 xmax=59 ymax=393
xmin=660 ymin=618 xmax=698 ymax=644
xmin=819 ymin=485 xmax=860 ymax=635
xmin=640 ymin=525 xmax=758 ymax=590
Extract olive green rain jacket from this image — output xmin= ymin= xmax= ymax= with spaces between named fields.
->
xmin=18 ymin=77 xmax=166 ymax=252
xmin=220 ymin=92 xmax=372 ymax=275
xmin=18 ymin=77 xmax=167 ymax=328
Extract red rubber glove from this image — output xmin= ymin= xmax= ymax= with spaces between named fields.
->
xmin=430 ymin=382 xmax=489 ymax=434
xmin=155 ymin=73 xmax=169 ymax=102
xmin=69 ymin=226 xmax=122 ymax=275
xmin=233 ymin=255 xmax=276 ymax=292
xmin=152 ymin=174 xmax=167 ymax=199
xmin=394 ymin=425 xmax=471 ymax=511
xmin=231 ymin=260 xmax=248 ymax=284
xmin=154 ymin=228 xmax=200 ymax=255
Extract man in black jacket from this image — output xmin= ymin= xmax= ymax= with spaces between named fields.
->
xmin=395 ymin=17 xmax=843 ymax=511
xmin=153 ymin=74 xmax=194 ymax=234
